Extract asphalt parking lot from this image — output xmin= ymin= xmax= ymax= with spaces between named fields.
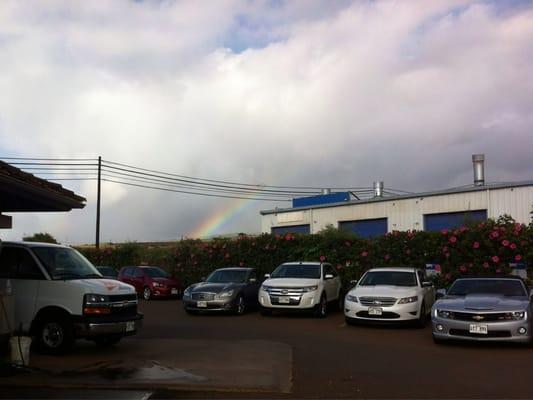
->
xmin=138 ymin=300 xmax=533 ymax=399
xmin=2 ymin=299 xmax=533 ymax=399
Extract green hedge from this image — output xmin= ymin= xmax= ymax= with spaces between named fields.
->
xmin=78 ymin=216 xmax=532 ymax=288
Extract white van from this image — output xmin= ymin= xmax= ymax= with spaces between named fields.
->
xmin=0 ymin=241 xmax=143 ymax=354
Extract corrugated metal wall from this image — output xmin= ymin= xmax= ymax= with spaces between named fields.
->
xmin=261 ymin=185 xmax=533 ymax=234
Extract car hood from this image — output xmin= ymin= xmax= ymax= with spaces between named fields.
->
xmin=263 ymin=278 xmax=319 ymax=287
xmin=434 ymin=295 xmax=530 ymax=312
xmin=69 ymin=279 xmax=136 ymax=295
xmin=153 ymin=277 xmax=179 ymax=286
xmin=351 ymin=285 xmax=418 ymax=298
xmin=189 ymin=282 xmax=242 ymax=293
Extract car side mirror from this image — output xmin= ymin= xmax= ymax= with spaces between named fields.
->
xmin=436 ymin=289 xmax=446 ymax=299
xmin=421 ymin=281 xmax=433 ymax=288
xmin=350 ymin=280 xmax=358 ymax=286
xmin=325 ymin=274 xmax=334 ymax=280
xmin=200 ymin=276 xmax=206 ymax=282
xmin=264 ymin=273 xmax=271 ymax=279
xmin=249 ymin=278 xmax=257 ymax=283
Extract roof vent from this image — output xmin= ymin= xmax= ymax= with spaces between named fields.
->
xmin=472 ymin=154 xmax=485 ymax=186
xmin=373 ymin=181 xmax=384 ymax=197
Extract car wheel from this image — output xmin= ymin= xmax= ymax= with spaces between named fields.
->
xmin=416 ymin=302 xmax=427 ymax=328
xmin=35 ymin=316 xmax=74 ymax=355
xmin=94 ymin=334 xmax=122 ymax=347
xmin=314 ymin=293 xmax=328 ymax=318
xmin=143 ymin=287 xmax=152 ymax=300
xmin=234 ymin=294 xmax=246 ymax=315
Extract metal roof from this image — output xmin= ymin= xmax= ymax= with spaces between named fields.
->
xmin=260 ymin=180 xmax=533 ymax=215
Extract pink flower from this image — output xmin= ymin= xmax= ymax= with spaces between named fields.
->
xmin=361 ymin=251 xmax=368 ymax=257
xmin=459 ymin=226 xmax=467 ymax=233
xmin=510 ymin=243 xmax=517 ymax=250
xmin=483 ymin=262 xmax=489 ymax=269
xmin=445 ymin=273 xmax=452 ymax=280
xmin=405 ymin=249 xmax=411 ymax=255
xmin=496 ymin=268 xmax=502 ymax=274
xmin=345 ymin=241 xmax=351 ymax=247
xmin=239 ymin=261 xmax=245 ymax=267
xmin=459 ymin=265 xmax=467 ymax=273
xmin=472 ymin=242 xmax=480 ymax=249
xmin=319 ymin=255 xmax=326 ymax=262
xmin=449 ymin=236 xmax=457 ymax=244
xmin=435 ymin=264 xmax=441 ymax=272
xmin=445 ymin=253 xmax=450 ymax=259
xmin=442 ymin=246 xmax=449 ymax=253
xmin=491 ymin=255 xmax=500 ymax=263
xmin=441 ymin=229 xmax=449 ymax=235
xmin=502 ymin=240 xmax=510 ymax=247
xmin=384 ymin=254 xmax=390 ymax=260
xmin=490 ymin=231 xmax=499 ymax=239
xmin=515 ymin=254 xmax=522 ymax=262
xmin=336 ymin=264 xmax=343 ymax=270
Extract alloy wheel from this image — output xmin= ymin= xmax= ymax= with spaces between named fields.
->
xmin=42 ymin=322 xmax=64 ymax=349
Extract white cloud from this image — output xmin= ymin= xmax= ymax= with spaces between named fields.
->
xmin=0 ymin=0 xmax=532 ymax=243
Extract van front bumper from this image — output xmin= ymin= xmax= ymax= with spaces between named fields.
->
xmin=73 ymin=313 xmax=143 ymax=338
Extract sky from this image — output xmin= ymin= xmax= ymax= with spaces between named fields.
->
xmin=0 ymin=0 xmax=532 ymax=244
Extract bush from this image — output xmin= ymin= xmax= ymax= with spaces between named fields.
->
xmin=77 ymin=216 xmax=532 ymax=288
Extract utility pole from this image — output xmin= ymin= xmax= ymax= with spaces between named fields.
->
xmin=96 ymin=156 xmax=101 ymax=249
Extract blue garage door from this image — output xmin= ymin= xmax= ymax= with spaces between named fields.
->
xmin=271 ymin=224 xmax=310 ymax=235
xmin=338 ymin=218 xmax=388 ymax=238
xmin=424 ymin=210 xmax=487 ymax=232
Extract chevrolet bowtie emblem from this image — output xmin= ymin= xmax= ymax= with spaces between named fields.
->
xmin=472 ymin=315 xmax=484 ymax=321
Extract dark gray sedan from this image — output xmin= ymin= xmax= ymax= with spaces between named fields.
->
xmin=432 ymin=276 xmax=532 ymax=344
xmin=182 ymin=268 xmax=260 ymax=315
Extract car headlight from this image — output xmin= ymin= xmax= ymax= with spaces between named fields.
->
xmin=301 ymin=286 xmax=318 ymax=292
xmin=217 ymin=290 xmax=234 ymax=299
xmin=436 ymin=309 xmax=455 ymax=319
xmin=345 ymin=294 xmax=358 ymax=303
xmin=183 ymin=287 xmax=192 ymax=297
xmin=398 ymin=296 xmax=418 ymax=304
xmin=261 ymin=284 xmax=270 ymax=291
xmin=503 ymin=311 xmax=526 ymax=320
xmin=84 ymin=294 xmax=109 ymax=304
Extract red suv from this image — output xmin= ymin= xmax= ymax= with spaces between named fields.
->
xmin=118 ymin=266 xmax=181 ymax=300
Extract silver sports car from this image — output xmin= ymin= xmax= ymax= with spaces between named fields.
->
xmin=432 ymin=276 xmax=532 ymax=344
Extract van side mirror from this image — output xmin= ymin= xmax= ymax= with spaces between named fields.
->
xmin=436 ymin=289 xmax=446 ymax=299
xmin=325 ymin=274 xmax=334 ymax=280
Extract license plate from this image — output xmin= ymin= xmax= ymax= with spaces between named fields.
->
xmin=368 ymin=307 xmax=383 ymax=316
xmin=278 ymin=297 xmax=290 ymax=304
xmin=171 ymin=288 xmax=178 ymax=295
xmin=197 ymin=301 xmax=207 ymax=308
xmin=469 ymin=324 xmax=488 ymax=334
xmin=126 ymin=321 xmax=135 ymax=332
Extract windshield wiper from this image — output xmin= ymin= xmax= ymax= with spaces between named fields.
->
xmin=53 ymin=272 xmax=84 ymax=280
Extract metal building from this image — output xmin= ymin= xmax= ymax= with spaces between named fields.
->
xmin=260 ymin=156 xmax=533 ymax=237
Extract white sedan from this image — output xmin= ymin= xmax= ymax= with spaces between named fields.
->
xmin=344 ymin=267 xmax=435 ymax=327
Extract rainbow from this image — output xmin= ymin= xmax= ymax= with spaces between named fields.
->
xmin=189 ymin=198 xmax=258 ymax=239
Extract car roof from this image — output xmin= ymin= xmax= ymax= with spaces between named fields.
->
xmin=453 ymin=275 xmax=526 ymax=281
xmin=215 ymin=267 xmax=254 ymax=271
xmin=280 ymin=261 xmax=322 ymax=266
xmin=366 ymin=267 xmax=419 ymax=273
xmin=1 ymin=241 xmax=68 ymax=249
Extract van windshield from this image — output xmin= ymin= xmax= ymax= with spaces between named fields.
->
xmin=33 ymin=247 xmax=102 ymax=280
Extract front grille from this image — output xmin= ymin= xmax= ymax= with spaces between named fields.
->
xmin=266 ymin=287 xmax=307 ymax=296
xmin=192 ymin=292 xmax=216 ymax=301
xmin=356 ymin=311 xmax=400 ymax=319
xmin=108 ymin=294 xmax=138 ymax=317
xmin=359 ymin=297 xmax=397 ymax=307
xmin=449 ymin=329 xmax=512 ymax=338
xmin=452 ymin=312 xmax=513 ymax=322
xmin=108 ymin=294 xmax=138 ymax=302
xmin=269 ymin=296 xmax=302 ymax=306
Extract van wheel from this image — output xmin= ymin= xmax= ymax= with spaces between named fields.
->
xmin=94 ymin=335 xmax=122 ymax=347
xmin=35 ymin=317 xmax=74 ymax=355
xmin=143 ymin=287 xmax=152 ymax=300
xmin=314 ymin=294 xmax=328 ymax=318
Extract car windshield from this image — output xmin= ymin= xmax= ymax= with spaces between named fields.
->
xmin=206 ymin=270 xmax=248 ymax=283
xmin=97 ymin=267 xmax=117 ymax=276
xmin=447 ymin=279 xmax=527 ymax=297
xmin=270 ymin=264 xmax=321 ymax=279
xmin=143 ymin=267 xmax=169 ymax=278
xmin=33 ymin=246 xmax=102 ymax=280
xmin=359 ymin=271 xmax=417 ymax=287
